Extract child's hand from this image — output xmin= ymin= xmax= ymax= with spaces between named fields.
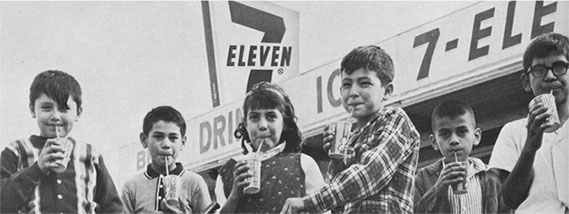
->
xmin=322 ymin=125 xmax=335 ymax=156
xmin=161 ymin=198 xmax=192 ymax=214
xmin=526 ymin=103 xmax=549 ymax=151
xmin=229 ymin=161 xmax=252 ymax=199
xmin=434 ymin=162 xmax=466 ymax=194
xmin=37 ymin=139 xmax=66 ymax=173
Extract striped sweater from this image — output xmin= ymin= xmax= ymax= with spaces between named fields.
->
xmin=0 ymin=135 xmax=122 ymax=213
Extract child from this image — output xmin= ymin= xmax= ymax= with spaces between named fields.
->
xmin=215 ymin=82 xmax=325 ymax=213
xmin=0 ymin=70 xmax=122 ymax=213
xmin=281 ymin=45 xmax=421 ymax=213
xmin=489 ymin=32 xmax=569 ymax=213
xmin=121 ymin=106 xmax=213 ymax=213
xmin=414 ymin=100 xmax=505 ymax=213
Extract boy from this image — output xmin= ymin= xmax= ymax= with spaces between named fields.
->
xmin=414 ymin=100 xmax=504 ymax=213
xmin=0 ymin=70 xmax=122 ymax=213
xmin=121 ymin=106 xmax=212 ymax=213
xmin=281 ymin=45 xmax=420 ymax=213
xmin=489 ymin=32 xmax=569 ymax=213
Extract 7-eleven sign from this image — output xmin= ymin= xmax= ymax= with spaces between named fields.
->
xmin=202 ymin=1 xmax=300 ymax=107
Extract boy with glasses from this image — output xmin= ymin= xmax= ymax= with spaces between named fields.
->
xmin=489 ymin=32 xmax=569 ymax=213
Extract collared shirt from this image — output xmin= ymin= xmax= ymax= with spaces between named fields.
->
xmin=414 ymin=157 xmax=504 ymax=214
xmin=303 ymin=107 xmax=421 ymax=213
xmin=444 ymin=158 xmax=485 ymax=214
xmin=121 ymin=163 xmax=212 ymax=213
xmin=489 ymin=118 xmax=569 ymax=214
xmin=0 ymin=135 xmax=123 ymax=213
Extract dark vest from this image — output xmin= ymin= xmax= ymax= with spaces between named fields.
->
xmin=219 ymin=152 xmax=306 ymax=214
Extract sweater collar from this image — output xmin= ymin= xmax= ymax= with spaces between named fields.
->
xmin=30 ymin=134 xmax=75 ymax=149
xmin=144 ymin=162 xmax=185 ymax=179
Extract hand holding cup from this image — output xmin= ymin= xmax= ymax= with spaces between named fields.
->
xmin=229 ymin=161 xmax=253 ymax=198
xmin=37 ymin=139 xmax=66 ymax=173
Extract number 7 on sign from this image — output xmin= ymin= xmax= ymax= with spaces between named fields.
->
xmin=413 ymin=28 xmax=440 ymax=80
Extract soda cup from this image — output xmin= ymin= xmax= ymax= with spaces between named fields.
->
xmin=328 ymin=121 xmax=352 ymax=159
xmin=163 ymin=175 xmax=181 ymax=204
xmin=452 ymin=153 xmax=467 ymax=194
xmin=52 ymin=139 xmax=73 ymax=173
xmin=244 ymin=153 xmax=261 ymax=194
xmin=529 ymin=93 xmax=560 ymax=133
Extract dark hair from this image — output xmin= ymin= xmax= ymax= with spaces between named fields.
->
xmin=431 ymin=100 xmax=476 ymax=132
xmin=142 ymin=106 xmax=186 ymax=136
xmin=340 ymin=45 xmax=394 ymax=85
xmin=29 ymin=70 xmax=82 ymax=113
xmin=234 ymin=82 xmax=302 ymax=155
xmin=523 ymin=33 xmax=569 ymax=73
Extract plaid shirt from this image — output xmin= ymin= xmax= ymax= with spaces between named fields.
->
xmin=303 ymin=107 xmax=420 ymax=213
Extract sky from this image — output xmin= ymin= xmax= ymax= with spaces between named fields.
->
xmin=0 ymin=1 xmax=477 ymax=186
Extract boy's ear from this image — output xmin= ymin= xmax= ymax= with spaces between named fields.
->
xmin=180 ymin=136 xmax=187 ymax=151
xmin=383 ymin=83 xmax=394 ymax=101
xmin=429 ymin=134 xmax=439 ymax=151
xmin=521 ymin=73 xmax=533 ymax=93
xmin=139 ymin=132 xmax=149 ymax=149
xmin=473 ymin=128 xmax=482 ymax=146
xmin=75 ymin=107 xmax=83 ymax=121
xmin=30 ymin=105 xmax=35 ymax=118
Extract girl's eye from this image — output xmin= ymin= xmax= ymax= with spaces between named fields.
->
xmin=361 ymin=81 xmax=372 ymax=86
xmin=267 ymin=114 xmax=277 ymax=120
xmin=341 ymin=82 xmax=351 ymax=88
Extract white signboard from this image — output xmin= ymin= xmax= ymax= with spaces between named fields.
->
xmin=203 ymin=1 xmax=300 ymax=107
xmin=188 ymin=1 xmax=568 ymax=171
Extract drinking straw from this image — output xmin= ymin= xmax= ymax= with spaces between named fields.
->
xmin=55 ymin=125 xmax=60 ymax=139
xmin=454 ymin=152 xmax=458 ymax=162
xmin=257 ymin=139 xmax=265 ymax=153
xmin=165 ymin=156 xmax=169 ymax=176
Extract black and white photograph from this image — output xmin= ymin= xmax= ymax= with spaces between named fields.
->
xmin=1 ymin=1 xmax=568 ymax=213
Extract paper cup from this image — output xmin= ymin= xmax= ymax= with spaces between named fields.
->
xmin=452 ymin=161 xmax=467 ymax=195
xmin=163 ymin=175 xmax=181 ymax=204
xmin=529 ymin=93 xmax=560 ymax=133
xmin=329 ymin=121 xmax=352 ymax=159
xmin=53 ymin=139 xmax=73 ymax=173
xmin=243 ymin=154 xmax=261 ymax=194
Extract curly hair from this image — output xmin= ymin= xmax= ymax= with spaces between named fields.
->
xmin=234 ymin=82 xmax=302 ymax=155
xmin=341 ymin=45 xmax=394 ymax=85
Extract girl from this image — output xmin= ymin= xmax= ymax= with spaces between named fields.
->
xmin=215 ymin=82 xmax=325 ymax=213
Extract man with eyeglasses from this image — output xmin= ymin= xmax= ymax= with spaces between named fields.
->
xmin=488 ymin=32 xmax=569 ymax=214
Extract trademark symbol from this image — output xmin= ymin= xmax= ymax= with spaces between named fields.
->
xmin=278 ymin=68 xmax=284 ymax=74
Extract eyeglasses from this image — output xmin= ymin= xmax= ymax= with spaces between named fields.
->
xmin=527 ymin=61 xmax=569 ymax=77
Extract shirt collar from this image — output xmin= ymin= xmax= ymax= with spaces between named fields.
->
xmin=236 ymin=142 xmax=286 ymax=162
xmin=352 ymin=109 xmax=385 ymax=134
xmin=144 ymin=162 xmax=185 ymax=179
xmin=30 ymin=135 xmax=75 ymax=149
